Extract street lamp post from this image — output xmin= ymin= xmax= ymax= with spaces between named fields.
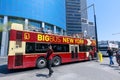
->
xmin=81 ymin=4 xmax=98 ymax=58
xmin=92 ymin=4 xmax=98 ymax=53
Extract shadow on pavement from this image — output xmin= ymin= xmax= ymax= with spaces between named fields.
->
xmin=100 ymin=63 xmax=109 ymax=66
xmin=0 ymin=64 xmax=36 ymax=77
xmin=100 ymin=63 xmax=120 ymax=74
xmin=0 ymin=65 xmax=8 ymax=74
xmin=112 ymin=66 xmax=120 ymax=70
xmin=36 ymin=73 xmax=47 ymax=78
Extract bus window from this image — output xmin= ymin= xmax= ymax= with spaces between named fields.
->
xmin=26 ymin=42 xmax=49 ymax=53
xmin=98 ymin=47 xmax=108 ymax=51
xmin=79 ymin=45 xmax=86 ymax=52
xmin=16 ymin=31 xmax=22 ymax=47
xmin=52 ymin=44 xmax=69 ymax=52
xmin=79 ymin=45 xmax=91 ymax=52
xmin=26 ymin=42 xmax=35 ymax=53
xmin=35 ymin=43 xmax=48 ymax=53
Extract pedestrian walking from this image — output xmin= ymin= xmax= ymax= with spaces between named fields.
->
xmin=107 ymin=47 xmax=114 ymax=66
xmin=46 ymin=45 xmax=54 ymax=77
xmin=115 ymin=49 xmax=120 ymax=66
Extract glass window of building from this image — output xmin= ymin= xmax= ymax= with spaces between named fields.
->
xmin=56 ymin=27 xmax=61 ymax=35
xmin=28 ymin=20 xmax=42 ymax=28
xmin=28 ymin=20 xmax=42 ymax=31
xmin=0 ymin=16 xmax=3 ymax=24
xmin=45 ymin=23 xmax=54 ymax=33
xmin=8 ymin=16 xmax=25 ymax=25
xmin=63 ymin=30 xmax=66 ymax=35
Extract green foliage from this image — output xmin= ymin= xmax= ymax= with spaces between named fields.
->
xmin=0 ymin=22 xmax=12 ymax=32
xmin=0 ymin=23 xmax=4 ymax=32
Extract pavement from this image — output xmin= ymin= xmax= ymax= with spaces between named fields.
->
xmin=0 ymin=56 xmax=7 ymax=65
xmin=0 ymin=56 xmax=120 ymax=80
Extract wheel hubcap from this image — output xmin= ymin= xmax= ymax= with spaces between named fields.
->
xmin=38 ymin=60 xmax=45 ymax=66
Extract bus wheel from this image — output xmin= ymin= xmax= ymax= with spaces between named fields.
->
xmin=88 ymin=55 xmax=92 ymax=61
xmin=52 ymin=56 xmax=61 ymax=66
xmin=36 ymin=58 xmax=46 ymax=69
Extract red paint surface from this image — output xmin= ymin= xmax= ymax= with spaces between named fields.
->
xmin=9 ymin=29 xmax=96 ymax=45
xmin=8 ymin=29 xmax=96 ymax=69
xmin=8 ymin=52 xmax=88 ymax=69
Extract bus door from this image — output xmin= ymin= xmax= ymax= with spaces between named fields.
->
xmin=8 ymin=30 xmax=25 ymax=69
xmin=70 ymin=45 xmax=79 ymax=59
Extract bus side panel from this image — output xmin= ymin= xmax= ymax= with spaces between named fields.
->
xmin=56 ymin=53 xmax=71 ymax=63
xmin=23 ymin=54 xmax=45 ymax=68
xmin=23 ymin=55 xmax=37 ymax=68
xmin=8 ymin=55 xmax=23 ymax=69
xmin=8 ymin=56 xmax=14 ymax=69
xmin=78 ymin=52 xmax=87 ymax=60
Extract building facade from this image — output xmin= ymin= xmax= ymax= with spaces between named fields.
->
xmin=66 ymin=0 xmax=95 ymax=39
xmin=66 ymin=0 xmax=88 ymax=35
xmin=0 ymin=0 xmax=66 ymax=56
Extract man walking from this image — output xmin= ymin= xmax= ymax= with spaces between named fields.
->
xmin=46 ymin=45 xmax=54 ymax=77
xmin=107 ymin=47 xmax=114 ymax=66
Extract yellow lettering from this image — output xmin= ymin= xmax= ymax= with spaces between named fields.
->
xmin=70 ymin=38 xmax=74 ymax=43
xmin=37 ymin=34 xmax=50 ymax=42
xmin=63 ymin=37 xmax=73 ymax=43
xmin=81 ymin=40 xmax=84 ymax=44
xmin=24 ymin=33 xmax=30 ymax=40
xmin=63 ymin=37 xmax=67 ymax=43
xmin=74 ymin=39 xmax=84 ymax=44
xmin=45 ymin=35 xmax=50 ymax=41
xmin=37 ymin=34 xmax=43 ymax=41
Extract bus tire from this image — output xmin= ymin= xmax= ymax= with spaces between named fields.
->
xmin=52 ymin=56 xmax=61 ymax=66
xmin=36 ymin=58 xmax=46 ymax=69
xmin=88 ymin=54 xmax=92 ymax=61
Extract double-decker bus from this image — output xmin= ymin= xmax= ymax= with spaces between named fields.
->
xmin=8 ymin=23 xmax=96 ymax=69
xmin=98 ymin=41 xmax=118 ymax=56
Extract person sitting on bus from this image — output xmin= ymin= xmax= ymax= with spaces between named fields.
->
xmin=46 ymin=28 xmax=52 ymax=34
xmin=39 ymin=27 xmax=45 ymax=33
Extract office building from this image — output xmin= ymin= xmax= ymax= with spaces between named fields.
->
xmin=66 ymin=0 xmax=88 ymax=35
xmin=66 ymin=0 xmax=95 ymax=39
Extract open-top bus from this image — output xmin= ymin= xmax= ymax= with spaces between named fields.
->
xmin=8 ymin=23 xmax=96 ymax=69
xmin=98 ymin=41 xmax=118 ymax=56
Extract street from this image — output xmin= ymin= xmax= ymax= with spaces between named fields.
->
xmin=0 ymin=57 xmax=120 ymax=80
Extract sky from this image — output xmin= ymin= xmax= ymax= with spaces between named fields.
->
xmin=87 ymin=0 xmax=120 ymax=41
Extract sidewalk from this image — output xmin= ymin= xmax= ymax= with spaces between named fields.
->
xmin=0 ymin=56 xmax=8 ymax=64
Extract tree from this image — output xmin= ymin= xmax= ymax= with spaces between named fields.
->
xmin=0 ymin=22 xmax=12 ymax=32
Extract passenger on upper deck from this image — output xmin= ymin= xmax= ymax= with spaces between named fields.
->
xmin=46 ymin=28 xmax=52 ymax=34
xmin=39 ymin=27 xmax=45 ymax=33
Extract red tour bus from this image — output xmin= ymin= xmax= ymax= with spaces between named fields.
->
xmin=8 ymin=23 xmax=96 ymax=69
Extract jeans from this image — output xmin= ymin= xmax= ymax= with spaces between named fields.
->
xmin=109 ymin=56 xmax=114 ymax=65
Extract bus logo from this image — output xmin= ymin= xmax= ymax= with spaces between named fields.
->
xmin=24 ymin=33 xmax=30 ymax=40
